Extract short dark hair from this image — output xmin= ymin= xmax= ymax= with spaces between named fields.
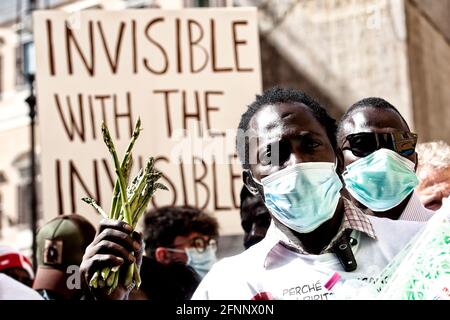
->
xmin=337 ymin=97 xmax=410 ymax=144
xmin=143 ymin=206 xmax=219 ymax=258
xmin=236 ymin=87 xmax=338 ymax=169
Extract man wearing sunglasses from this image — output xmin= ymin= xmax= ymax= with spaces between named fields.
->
xmin=80 ymin=88 xmax=425 ymax=300
xmin=337 ymin=97 xmax=433 ymax=222
xmin=191 ymin=88 xmax=425 ymax=299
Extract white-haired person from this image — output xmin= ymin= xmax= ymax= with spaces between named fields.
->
xmin=416 ymin=141 xmax=450 ymax=211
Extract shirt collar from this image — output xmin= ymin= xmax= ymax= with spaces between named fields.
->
xmin=399 ymin=191 xmax=433 ymax=222
xmin=263 ymin=197 xmax=377 ymax=268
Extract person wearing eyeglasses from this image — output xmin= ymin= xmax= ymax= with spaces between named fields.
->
xmin=143 ymin=206 xmax=219 ymax=278
xmin=81 ymin=206 xmax=219 ymax=300
xmin=134 ymin=206 xmax=219 ymax=300
xmin=80 ymin=88 xmax=426 ymax=300
xmin=337 ymin=97 xmax=433 ymax=222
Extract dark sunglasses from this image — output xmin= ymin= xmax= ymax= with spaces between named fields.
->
xmin=341 ymin=131 xmax=418 ymax=158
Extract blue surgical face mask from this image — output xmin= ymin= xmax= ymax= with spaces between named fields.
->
xmin=257 ymin=162 xmax=343 ymax=234
xmin=343 ymin=148 xmax=419 ymax=212
xmin=185 ymin=245 xmax=217 ymax=279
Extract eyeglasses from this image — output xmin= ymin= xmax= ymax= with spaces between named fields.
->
xmin=172 ymin=237 xmax=218 ymax=253
xmin=341 ymin=131 xmax=418 ymax=158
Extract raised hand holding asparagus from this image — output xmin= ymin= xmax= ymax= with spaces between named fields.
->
xmin=80 ymin=118 xmax=166 ymax=297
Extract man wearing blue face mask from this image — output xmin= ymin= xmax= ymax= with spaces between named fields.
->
xmin=80 ymin=88 xmax=426 ymax=300
xmin=128 ymin=206 xmax=219 ymax=300
xmin=337 ymin=98 xmax=433 ymax=222
xmin=190 ymin=87 xmax=426 ymax=300
xmin=142 ymin=206 xmax=219 ymax=281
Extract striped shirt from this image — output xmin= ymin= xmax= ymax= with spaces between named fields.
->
xmin=193 ymin=199 xmax=424 ymax=300
xmin=399 ymin=191 xmax=434 ymax=222
xmin=270 ymin=198 xmax=376 ymax=255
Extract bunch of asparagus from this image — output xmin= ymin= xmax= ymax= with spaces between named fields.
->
xmin=82 ymin=118 xmax=167 ymax=294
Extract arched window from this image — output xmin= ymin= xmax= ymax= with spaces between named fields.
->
xmin=11 ymin=151 xmax=41 ymax=226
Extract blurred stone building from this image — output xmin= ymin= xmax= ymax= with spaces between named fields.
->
xmin=0 ymin=0 xmax=449 ymax=255
xmin=246 ymin=0 xmax=450 ymax=139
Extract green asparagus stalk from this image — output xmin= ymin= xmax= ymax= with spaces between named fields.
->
xmin=84 ymin=118 xmax=166 ymax=295
xmin=89 ymin=270 xmax=99 ymax=288
xmin=111 ymin=152 xmax=133 ymax=220
xmin=81 ymin=197 xmax=108 ymax=219
xmin=133 ymin=263 xmax=141 ymax=288
xmin=107 ymin=270 xmax=120 ymax=296
xmin=102 ymin=123 xmax=132 ymax=225
xmin=106 ymin=269 xmax=116 ymax=287
xmin=97 ymin=121 xmax=139 ymax=284
xmin=110 ymin=118 xmax=140 ymax=220
xmin=101 ymin=266 xmax=110 ymax=281
xmin=124 ymin=263 xmax=134 ymax=288
xmin=110 ymin=153 xmax=133 ymax=220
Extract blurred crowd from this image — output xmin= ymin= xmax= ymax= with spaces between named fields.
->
xmin=1 ymin=87 xmax=449 ymax=300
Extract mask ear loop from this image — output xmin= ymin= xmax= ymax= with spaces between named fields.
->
xmin=333 ymin=157 xmax=346 ymax=190
xmin=333 ymin=157 xmax=342 ymax=175
xmin=333 ymin=157 xmax=339 ymax=170
xmin=248 ymin=169 xmax=264 ymax=188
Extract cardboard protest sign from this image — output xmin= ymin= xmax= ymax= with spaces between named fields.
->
xmin=33 ymin=9 xmax=262 ymax=235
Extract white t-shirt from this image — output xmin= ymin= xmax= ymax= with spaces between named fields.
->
xmin=0 ymin=274 xmax=43 ymax=300
xmin=192 ymin=216 xmax=424 ymax=300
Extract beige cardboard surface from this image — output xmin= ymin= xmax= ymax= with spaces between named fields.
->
xmin=34 ymin=9 xmax=262 ymax=235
